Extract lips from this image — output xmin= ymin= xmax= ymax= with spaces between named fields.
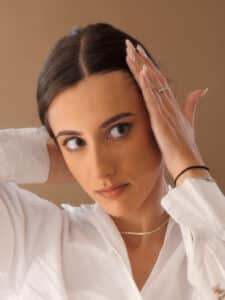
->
xmin=96 ymin=183 xmax=127 ymax=193
xmin=96 ymin=183 xmax=129 ymax=198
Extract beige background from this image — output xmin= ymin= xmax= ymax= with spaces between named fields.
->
xmin=0 ymin=1 xmax=224 ymax=206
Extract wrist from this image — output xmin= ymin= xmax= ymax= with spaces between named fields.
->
xmin=175 ymin=168 xmax=211 ymax=186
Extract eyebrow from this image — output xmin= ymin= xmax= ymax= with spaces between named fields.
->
xmin=55 ymin=112 xmax=135 ymax=139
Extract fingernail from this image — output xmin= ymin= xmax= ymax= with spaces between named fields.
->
xmin=125 ymin=39 xmax=135 ymax=51
xmin=125 ymin=39 xmax=130 ymax=48
xmin=125 ymin=40 xmax=136 ymax=61
xmin=137 ymin=44 xmax=148 ymax=58
xmin=200 ymin=88 xmax=209 ymax=97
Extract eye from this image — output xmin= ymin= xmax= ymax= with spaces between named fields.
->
xmin=108 ymin=122 xmax=131 ymax=140
xmin=62 ymin=136 xmax=85 ymax=151
xmin=61 ymin=122 xmax=132 ymax=152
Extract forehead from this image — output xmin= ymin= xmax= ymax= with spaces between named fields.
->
xmin=47 ymin=70 xmax=143 ymax=133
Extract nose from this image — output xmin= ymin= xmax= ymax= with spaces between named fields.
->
xmin=89 ymin=144 xmax=116 ymax=180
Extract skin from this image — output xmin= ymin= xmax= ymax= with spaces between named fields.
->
xmin=47 ymin=70 xmax=170 ymax=250
xmin=45 ymin=41 xmax=211 ymax=290
xmin=125 ymin=40 xmax=210 ymax=183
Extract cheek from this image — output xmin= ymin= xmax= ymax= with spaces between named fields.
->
xmin=59 ymin=150 xmax=80 ymax=180
xmin=62 ymin=154 xmax=88 ymax=192
xmin=124 ymin=131 xmax=163 ymax=200
xmin=126 ymin=128 xmax=162 ymax=173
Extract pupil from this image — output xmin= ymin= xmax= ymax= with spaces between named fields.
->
xmin=118 ymin=124 xmax=124 ymax=133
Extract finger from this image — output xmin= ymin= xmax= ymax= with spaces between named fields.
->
xmin=126 ymin=40 xmax=180 ymax=113
xmin=139 ymin=65 xmax=161 ymax=120
xmin=140 ymin=62 xmax=181 ymax=116
xmin=137 ymin=46 xmax=165 ymax=85
xmin=126 ymin=51 xmax=172 ymax=119
xmin=126 ymin=40 xmax=159 ymax=85
xmin=142 ymin=61 xmax=181 ymax=113
xmin=136 ymin=44 xmax=168 ymax=85
xmin=125 ymin=54 xmax=142 ymax=84
xmin=182 ymin=90 xmax=202 ymax=127
xmin=139 ymin=62 xmax=185 ymax=137
xmin=126 ymin=48 xmax=164 ymax=98
xmin=136 ymin=44 xmax=176 ymax=100
xmin=126 ymin=39 xmax=167 ymax=94
xmin=142 ymin=64 xmax=188 ymax=134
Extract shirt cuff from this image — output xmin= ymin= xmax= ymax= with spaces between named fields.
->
xmin=161 ymin=177 xmax=225 ymax=240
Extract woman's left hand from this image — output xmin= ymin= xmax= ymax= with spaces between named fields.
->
xmin=125 ymin=39 xmax=209 ymax=180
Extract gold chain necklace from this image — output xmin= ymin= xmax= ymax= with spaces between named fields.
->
xmin=120 ymin=216 xmax=170 ymax=236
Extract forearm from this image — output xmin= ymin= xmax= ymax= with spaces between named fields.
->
xmin=0 ymin=127 xmax=50 ymax=183
xmin=0 ymin=126 xmax=75 ymax=184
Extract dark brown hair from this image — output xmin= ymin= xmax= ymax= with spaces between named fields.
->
xmin=36 ymin=22 xmax=172 ymax=145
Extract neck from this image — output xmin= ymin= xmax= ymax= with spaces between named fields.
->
xmin=111 ymin=175 xmax=170 ymax=250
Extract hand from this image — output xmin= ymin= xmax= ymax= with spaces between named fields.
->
xmin=125 ymin=39 xmax=209 ymax=179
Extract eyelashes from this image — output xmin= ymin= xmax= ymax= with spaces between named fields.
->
xmin=61 ymin=122 xmax=133 ymax=152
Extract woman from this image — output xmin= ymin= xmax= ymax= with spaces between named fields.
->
xmin=0 ymin=22 xmax=224 ymax=299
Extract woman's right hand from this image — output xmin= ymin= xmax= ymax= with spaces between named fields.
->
xmin=47 ymin=143 xmax=75 ymax=184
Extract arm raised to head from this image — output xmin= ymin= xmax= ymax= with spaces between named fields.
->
xmin=0 ymin=126 xmax=74 ymax=184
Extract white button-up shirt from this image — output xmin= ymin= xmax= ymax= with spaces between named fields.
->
xmin=0 ymin=127 xmax=224 ymax=299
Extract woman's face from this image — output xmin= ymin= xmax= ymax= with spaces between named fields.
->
xmin=47 ymin=70 xmax=164 ymax=217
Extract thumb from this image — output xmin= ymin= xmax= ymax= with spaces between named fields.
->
xmin=182 ymin=88 xmax=208 ymax=127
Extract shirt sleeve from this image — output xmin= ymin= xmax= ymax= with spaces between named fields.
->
xmin=0 ymin=180 xmax=63 ymax=296
xmin=161 ymin=177 xmax=225 ymax=300
xmin=0 ymin=126 xmax=50 ymax=184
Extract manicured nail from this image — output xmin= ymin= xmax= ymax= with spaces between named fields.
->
xmin=200 ymin=88 xmax=209 ymax=97
xmin=125 ymin=40 xmax=136 ymax=61
xmin=137 ymin=44 xmax=148 ymax=58
xmin=125 ymin=39 xmax=130 ymax=48
xmin=125 ymin=39 xmax=136 ymax=51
